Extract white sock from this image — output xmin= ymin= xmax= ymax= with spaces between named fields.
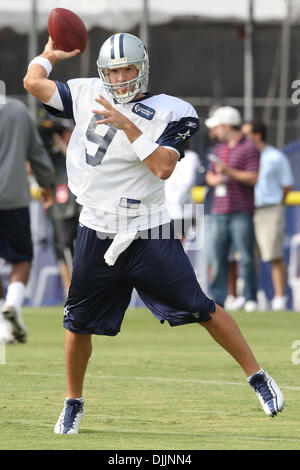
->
xmin=247 ymin=368 xmax=264 ymax=382
xmin=5 ymin=282 xmax=26 ymax=313
xmin=66 ymin=397 xmax=84 ymax=402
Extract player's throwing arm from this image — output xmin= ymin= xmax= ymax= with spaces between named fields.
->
xmin=23 ymin=37 xmax=80 ymax=103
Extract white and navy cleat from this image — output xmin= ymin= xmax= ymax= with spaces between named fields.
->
xmin=1 ymin=305 xmax=27 ymax=343
xmin=249 ymin=370 xmax=284 ymax=417
xmin=54 ymin=398 xmax=84 ymax=434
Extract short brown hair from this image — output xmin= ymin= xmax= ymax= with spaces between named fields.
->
xmin=244 ymin=121 xmax=267 ymax=142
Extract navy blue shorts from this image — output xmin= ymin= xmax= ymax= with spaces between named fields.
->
xmin=64 ymin=223 xmax=216 ymax=336
xmin=0 ymin=208 xmax=33 ymax=263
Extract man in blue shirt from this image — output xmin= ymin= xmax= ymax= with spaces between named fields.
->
xmin=242 ymin=121 xmax=294 ymax=310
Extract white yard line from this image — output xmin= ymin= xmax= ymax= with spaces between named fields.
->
xmin=16 ymin=371 xmax=300 ymax=391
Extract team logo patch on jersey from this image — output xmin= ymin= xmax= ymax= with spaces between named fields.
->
xmin=119 ymin=197 xmax=141 ymax=209
xmin=132 ymin=103 xmax=156 ymax=120
xmin=185 ymin=120 xmax=198 ymax=128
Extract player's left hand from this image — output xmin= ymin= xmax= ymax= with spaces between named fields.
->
xmin=93 ymin=95 xmax=131 ymax=130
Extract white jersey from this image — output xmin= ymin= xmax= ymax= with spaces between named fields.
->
xmin=44 ymin=78 xmax=199 ymax=233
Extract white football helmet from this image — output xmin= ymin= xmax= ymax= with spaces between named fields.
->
xmin=97 ymin=33 xmax=149 ymax=104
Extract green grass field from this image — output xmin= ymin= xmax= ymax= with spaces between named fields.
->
xmin=1 ymin=305 xmax=300 ymax=451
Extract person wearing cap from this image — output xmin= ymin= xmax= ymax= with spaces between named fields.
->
xmin=205 ymin=106 xmax=260 ymax=312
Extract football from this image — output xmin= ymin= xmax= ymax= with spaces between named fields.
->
xmin=48 ymin=8 xmax=87 ymax=53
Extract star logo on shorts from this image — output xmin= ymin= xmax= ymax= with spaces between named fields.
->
xmin=175 ymin=130 xmax=191 ymax=141
xmin=64 ymin=306 xmax=70 ymax=318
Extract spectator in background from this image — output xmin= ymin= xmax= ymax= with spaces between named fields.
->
xmin=164 ymin=140 xmax=200 ymax=244
xmin=242 ymin=121 xmax=294 ymax=311
xmin=0 ymin=97 xmax=54 ymax=344
xmin=39 ymin=117 xmax=81 ymax=298
xmin=202 ymin=122 xmax=239 ymax=305
xmin=200 ymin=126 xmax=218 ymax=286
xmin=205 ymin=106 xmax=260 ymax=312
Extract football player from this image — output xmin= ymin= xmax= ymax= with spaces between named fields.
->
xmin=24 ymin=33 xmax=284 ymax=434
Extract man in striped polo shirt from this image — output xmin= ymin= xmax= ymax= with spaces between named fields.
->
xmin=205 ymin=107 xmax=260 ymax=312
